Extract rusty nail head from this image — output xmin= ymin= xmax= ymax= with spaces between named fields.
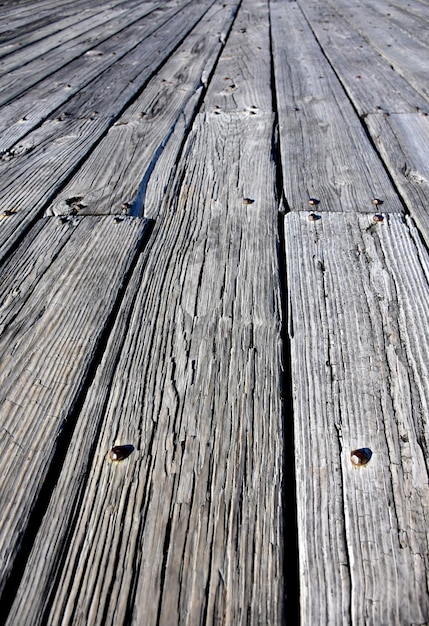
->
xmin=373 ymin=213 xmax=384 ymax=223
xmin=372 ymin=198 xmax=384 ymax=206
xmin=308 ymin=213 xmax=321 ymax=222
xmin=242 ymin=197 xmax=254 ymax=205
xmin=109 ymin=444 xmax=134 ymax=462
xmin=308 ymin=198 xmax=320 ymax=206
xmin=350 ymin=448 xmax=372 ymax=466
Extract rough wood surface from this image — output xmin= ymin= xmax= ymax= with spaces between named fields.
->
xmin=297 ymin=0 xmax=429 ymax=115
xmin=7 ymin=112 xmax=285 ymax=626
xmin=366 ymin=112 xmax=429 ymax=244
xmin=285 ymin=211 xmax=429 ymax=625
xmin=271 ymin=2 xmax=403 ymax=213
xmin=47 ymin=1 xmax=240 ymax=217
xmin=0 ymin=216 xmax=152 ymax=598
xmin=0 ymin=0 xmax=213 ymax=261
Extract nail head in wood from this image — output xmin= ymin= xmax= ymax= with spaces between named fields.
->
xmin=242 ymin=197 xmax=254 ymax=205
xmin=350 ymin=447 xmax=372 ymax=466
xmin=308 ymin=213 xmax=321 ymax=222
xmin=371 ymin=198 xmax=384 ymax=206
xmin=308 ymin=198 xmax=320 ymax=206
xmin=373 ymin=213 xmax=384 ymax=223
xmin=109 ymin=444 xmax=135 ymax=462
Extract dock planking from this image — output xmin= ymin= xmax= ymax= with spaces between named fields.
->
xmin=0 ymin=0 xmax=428 ymax=623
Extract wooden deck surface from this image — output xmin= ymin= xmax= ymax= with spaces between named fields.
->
xmin=0 ymin=0 xmax=428 ymax=623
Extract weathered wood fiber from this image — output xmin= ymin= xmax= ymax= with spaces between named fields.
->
xmin=0 ymin=0 xmax=82 ymax=40
xmin=0 ymin=0 xmax=213 ymax=261
xmin=0 ymin=0 xmax=145 ymax=75
xmin=6 ymin=112 xmax=285 ymax=626
xmin=47 ymin=1 xmax=240 ymax=217
xmin=0 ymin=1 xmax=190 ymax=150
xmin=0 ymin=0 xmax=160 ymax=108
xmin=357 ymin=0 xmax=429 ymax=44
xmin=366 ymin=112 xmax=429 ymax=242
xmin=297 ymin=0 xmax=429 ymax=115
xmin=0 ymin=215 xmax=152 ymax=599
xmin=285 ymin=211 xmax=429 ymax=625
xmin=0 ymin=0 xmax=109 ymax=58
xmin=325 ymin=0 xmax=429 ymax=102
xmin=271 ymin=2 xmax=403 ymax=213
xmin=202 ymin=0 xmax=272 ymax=112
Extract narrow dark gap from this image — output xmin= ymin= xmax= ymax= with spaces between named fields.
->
xmin=0 ymin=219 xmax=155 ymax=626
xmin=268 ymin=2 xmax=300 ymax=624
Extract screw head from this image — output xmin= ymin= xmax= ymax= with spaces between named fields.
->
xmin=109 ymin=444 xmax=134 ymax=461
xmin=350 ymin=448 xmax=372 ymax=466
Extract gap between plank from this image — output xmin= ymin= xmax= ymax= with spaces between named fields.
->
xmin=268 ymin=1 xmax=300 ymax=622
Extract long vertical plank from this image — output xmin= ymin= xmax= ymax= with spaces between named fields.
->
xmin=270 ymin=2 xmax=403 ymax=213
xmin=7 ymin=112 xmax=285 ymax=625
xmin=285 ymin=211 xmax=429 ymax=624
xmin=46 ymin=1 xmax=240 ymax=217
xmin=0 ymin=216 xmax=152 ymax=599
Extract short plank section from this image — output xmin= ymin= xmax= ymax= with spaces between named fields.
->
xmin=7 ymin=112 xmax=285 ymax=626
xmin=47 ymin=1 xmax=240 ymax=217
xmin=0 ymin=216 xmax=151 ymax=598
xmin=271 ymin=2 xmax=403 ymax=213
xmin=285 ymin=211 xmax=429 ymax=625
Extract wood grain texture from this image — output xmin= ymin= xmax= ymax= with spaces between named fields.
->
xmin=324 ymin=0 xmax=429 ymax=102
xmin=271 ymin=2 xmax=403 ymax=213
xmin=366 ymin=112 xmax=429 ymax=244
xmin=0 ymin=216 xmax=152 ymax=598
xmin=46 ymin=1 xmax=240 ymax=217
xmin=202 ymin=0 xmax=272 ymax=112
xmin=0 ymin=1 xmax=178 ymax=151
xmin=297 ymin=0 xmax=429 ymax=115
xmin=0 ymin=0 xmax=213 ymax=261
xmin=7 ymin=112 xmax=285 ymax=626
xmin=285 ymin=211 xmax=429 ymax=625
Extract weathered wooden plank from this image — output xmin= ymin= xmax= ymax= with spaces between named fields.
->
xmin=297 ymin=0 xmax=429 ymax=115
xmin=202 ymin=0 xmax=272 ymax=112
xmin=0 ymin=1 xmax=182 ymax=151
xmin=47 ymin=1 xmax=240 ymax=217
xmin=0 ymin=215 xmax=152 ymax=600
xmin=0 ymin=0 xmax=214 ymax=262
xmin=0 ymin=0 xmax=159 ymax=107
xmin=271 ymin=2 xmax=403 ymax=213
xmin=0 ymin=0 xmax=82 ymax=40
xmin=366 ymin=112 xmax=429 ymax=242
xmin=0 ymin=0 xmax=126 ymax=61
xmin=357 ymin=0 xmax=429 ymax=45
xmin=285 ymin=211 xmax=429 ymax=625
xmin=324 ymin=0 xmax=429 ymax=102
xmin=6 ymin=112 xmax=285 ymax=626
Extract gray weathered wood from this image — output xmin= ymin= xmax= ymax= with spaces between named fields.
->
xmin=0 ymin=215 xmax=152 ymax=599
xmin=324 ymin=0 xmax=429 ymax=102
xmin=271 ymin=2 xmax=403 ymax=213
xmin=297 ymin=0 xmax=429 ymax=115
xmin=0 ymin=1 xmax=189 ymax=151
xmin=202 ymin=0 xmax=272 ymax=112
xmin=47 ymin=1 xmax=240 ymax=217
xmin=285 ymin=211 xmax=429 ymax=625
xmin=6 ymin=112 xmax=285 ymax=626
xmin=0 ymin=0 xmax=213 ymax=262
xmin=0 ymin=0 xmax=159 ymax=108
xmin=366 ymin=112 xmax=429 ymax=242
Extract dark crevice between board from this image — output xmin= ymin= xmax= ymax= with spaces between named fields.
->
xmin=268 ymin=2 xmax=300 ymax=624
xmin=0 ymin=219 xmax=155 ymax=626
